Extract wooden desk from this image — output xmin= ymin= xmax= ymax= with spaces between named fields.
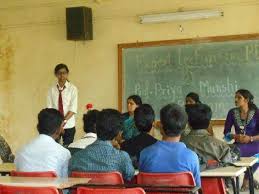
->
xmin=0 ymin=163 xmax=16 ymax=176
xmin=0 ymin=176 xmax=91 ymax=189
xmin=233 ymin=157 xmax=258 ymax=194
xmin=233 ymin=157 xmax=258 ymax=167
xmin=201 ymin=166 xmax=246 ymax=177
xmin=201 ymin=166 xmax=246 ymax=194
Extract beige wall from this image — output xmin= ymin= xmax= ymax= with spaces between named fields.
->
xmin=1 ymin=0 xmax=259 ymax=152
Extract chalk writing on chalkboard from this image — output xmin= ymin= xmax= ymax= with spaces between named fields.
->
xmin=118 ymin=34 xmax=259 ymax=120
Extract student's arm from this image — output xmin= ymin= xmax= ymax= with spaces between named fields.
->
xmin=120 ymin=151 xmax=135 ymax=181
xmin=251 ymin=135 xmax=259 ymax=141
xmin=238 ymin=134 xmax=259 ymax=144
xmin=65 ymin=87 xmax=78 ymax=121
xmin=236 ymin=110 xmax=259 ymax=144
xmin=242 ymin=111 xmax=259 ymax=142
xmin=59 ymin=151 xmax=71 ymax=177
xmin=207 ymin=123 xmax=214 ymax=136
xmin=138 ymin=149 xmax=148 ymax=172
xmin=191 ymin=153 xmax=201 ymax=187
xmin=64 ymin=111 xmax=75 ymax=121
xmin=224 ymin=110 xmax=234 ymax=136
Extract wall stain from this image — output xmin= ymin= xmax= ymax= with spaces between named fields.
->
xmin=0 ymin=27 xmax=15 ymax=140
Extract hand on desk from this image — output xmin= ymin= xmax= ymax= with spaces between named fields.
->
xmin=234 ymin=134 xmax=251 ymax=144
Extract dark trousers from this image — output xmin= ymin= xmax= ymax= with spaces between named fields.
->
xmin=61 ymin=127 xmax=76 ymax=147
xmin=244 ymin=163 xmax=259 ymax=179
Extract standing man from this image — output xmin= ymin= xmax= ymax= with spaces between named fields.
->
xmin=47 ymin=63 xmax=78 ymax=146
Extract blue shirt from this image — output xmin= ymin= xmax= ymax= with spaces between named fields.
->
xmin=15 ymin=134 xmax=71 ymax=177
xmin=68 ymin=140 xmax=135 ymax=180
xmin=139 ymin=141 xmax=201 ymax=186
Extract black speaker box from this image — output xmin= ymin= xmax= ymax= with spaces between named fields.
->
xmin=66 ymin=7 xmax=93 ymax=40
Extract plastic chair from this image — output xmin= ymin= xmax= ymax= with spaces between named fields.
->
xmin=0 ymin=185 xmax=59 ymax=194
xmin=137 ymin=172 xmax=195 ymax=194
xmin=137 ymin=172 xmax=195 ymax=185
xmin=11 ymin=170 xmax=57 ymax=177
xmin=71 ymin=171 xmax=124 ymax=184
xmin=201 ymin=177 xmax=226 ymax=194
xmin=77 ymin=187 xmax=146 ymax=194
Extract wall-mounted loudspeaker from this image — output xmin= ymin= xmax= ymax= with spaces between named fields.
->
xmin=66 ymin=6 xmax=93 ymax=40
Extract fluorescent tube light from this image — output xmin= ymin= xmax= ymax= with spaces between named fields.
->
xmin=139 ymin=10 xmax=223 ymax=24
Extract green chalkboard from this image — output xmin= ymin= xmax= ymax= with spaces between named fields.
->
xmin=118 ymin=34 xmax=259 ymax=120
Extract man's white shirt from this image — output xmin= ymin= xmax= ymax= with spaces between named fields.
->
xmin=47 ymin=81 xmax=78 ymax=129
xmin=15 ymin=134 xmax=71 ymax=177
xmin=68 ymin=133 xmax=97 ymax=149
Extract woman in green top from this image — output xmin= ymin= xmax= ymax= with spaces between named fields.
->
xmin=122 ymin=95 xmax=142 ymax=140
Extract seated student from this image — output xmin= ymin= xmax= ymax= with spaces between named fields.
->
xmin=121 ymin=104 xmax=157 ymax=166
xmin=185 ymin=92 xmax=201 ymax=105
xmin=183 ymin=92 xmax=214 ymax=137
xmin=139 ymin=104 xmax=201 ymax=187
xmin=68 ymin=109 xmax=99 ymax=155
xmin=181 ymin=104 xmax=235 ymax=170
xmin=15 ymin=108 xmax=71 ymax=177
xmin=68 ymin=109 xmax=135 ymax=181
xmin=0 ymin=135 xmax=15 ymax=163
xmin=181 ymin=92 xmax=201 ymax=138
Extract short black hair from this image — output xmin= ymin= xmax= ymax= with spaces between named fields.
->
xmin=160 ymin=104 xmax=187 ymax=137
xmin=37 ymin=108 xmax=64 ymax=136
xmin=96 ymin=109 xmax=123 ymax=141
xmin=83 ymin=109 xmax=99 ymax=133
xmin=134 ymin=104 xmax=155 ymax=133
xmin=186 ymin=92 xmax=201 ymax=104
xmin=127 ymin=95 xmax=142 ymax=106
xmin=54 ymin=63 xmax=69 ymax=74
xmin=185 ymin=103 xmax=212 ymax=130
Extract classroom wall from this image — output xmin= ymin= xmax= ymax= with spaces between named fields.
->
xmin=1 ymin=0 xmax=259 ymax=151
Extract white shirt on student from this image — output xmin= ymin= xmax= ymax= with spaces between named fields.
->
xmin=47 ymin=81 xmax=78 ymax=129
xmin=68 ymin=132 xmax=97 ymax=149
xmin=15 ymin=134 xmax=71 ymax=177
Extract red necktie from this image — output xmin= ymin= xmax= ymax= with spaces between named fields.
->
xmin=57 ymin=85 xmax=65 ymax=116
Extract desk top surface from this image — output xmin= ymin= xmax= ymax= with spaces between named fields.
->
xmin=0 ymin=176 xmax=90 ymax=189
xmin=233 ymin=157 xmax=258 ymax=167
xmin=201 ymin=166 xmax=246 ymax=177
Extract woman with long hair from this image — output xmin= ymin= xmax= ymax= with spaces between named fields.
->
xmin=224 ymin=89 xmax=259 ymax=191
xmin=122 ymin=95 xmax=142 ymax=140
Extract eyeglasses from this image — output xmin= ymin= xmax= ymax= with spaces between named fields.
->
xmin=56 ymin=71 xmax=68 ymax=75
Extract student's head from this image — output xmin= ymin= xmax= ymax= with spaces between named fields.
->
xmin=96 ymin=109 xmax=123 ymax=141
xmin=185 ymin=92 xmax=201 ymax=105
xmin=83 ymin=109 xmax=99 ymax=133
xmin=160 ymin=103 xmax=187 ymax=137
xmin=134 ymin=104 xmax=155 ymax=133
xmin=127 ymin=95 xmax=142 ymax=114
xmin=54 ymin=63 xmax=69 ymax=82
xmin=37 ymin=108 xmax=64 ymax=139
xmin=185 ymin=104 xmax=212 ymax=130
xmin=235 ymin=89 xmax=257 ymax=110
